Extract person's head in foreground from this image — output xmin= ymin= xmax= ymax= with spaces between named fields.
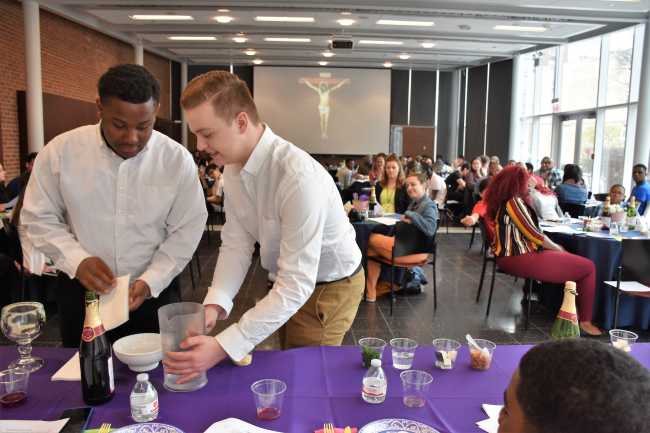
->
xmin=405 ymin=172 xmax=428 ymax=201
xmin=498 ymin=339 xmax=650 ymax=433
xmin=181 ymin=70 xmax=261 ymax=167
xmin=483 ymin=165 xmax=529 ymax=219
xmin=632 ymin=164 xmax=647 ymax=185
xmin=608 ymin=184 xmax=626 ymax=205
xmin=97 ymin=64 xmax=161 ymax=159
xmin=563 ymin=163 xmax=582 ymax=184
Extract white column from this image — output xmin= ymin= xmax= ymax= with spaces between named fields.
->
xmin=135 ymin=39 xmax=144 ymax=65
xmin=180 ymin=61 xmax=188 ymax=148
xmin=448 ymin=70 xmax=460 ymax=160
xmin=22 ymin=0 xmax=45 ymax=154
xmin=634 ymin=22 xmax=650 ymax=169
xmin=508 ymin=54 xmax=522 ymax=162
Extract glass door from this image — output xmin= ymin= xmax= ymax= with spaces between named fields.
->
xmin=557 ymin=114 xmax=596 ymax=191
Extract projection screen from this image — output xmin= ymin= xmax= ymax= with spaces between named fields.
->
xmin=253 ymin=66 xmax=391 ymax=155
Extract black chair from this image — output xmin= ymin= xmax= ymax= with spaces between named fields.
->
xmin=468 ymin=224 xmax=478 ymax=250
xmin=613 ymin=239 xmax=650 ymax=328
xmin=367 ymin=221 xmax=437 ymax=316
xmin=593 ymin=193 xmax=608 ymax=201
xmin=187 ymin=251 xmax=202 ymax=291
xmin=2 ymin=219 xmax=27 ymax=301
xmin=474 ymin=219 xmax=530 ymax=328
xmin=558 ymin=202 xmax=586 ymax=218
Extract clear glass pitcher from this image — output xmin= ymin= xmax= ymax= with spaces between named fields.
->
xmin=158 ymin=303 xmax=208 ymax=392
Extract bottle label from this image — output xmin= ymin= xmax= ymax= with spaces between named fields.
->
xmin=82 ymin=297 xmax=105 ymax=342
xmin=132 ymin=399 xmax=159 ymax=415
xmin=108 ymin=355 xmax=114 ymax=393
xmin=82 ymin=324 xmax=106 ymax=342
xmin=362 ymin=383 xmax=386 ymax=397
xmin=558 ymin=309 xmax=578 ymax=325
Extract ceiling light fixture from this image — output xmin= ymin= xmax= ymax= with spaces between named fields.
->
xmin=399 ymin=54 xmax=410 ymax=59
xmin=358 ymin=40 xmax=404 ymax=45
xmin=264 ymin=37 xmax=312 ymax=42
xmin=130 ymin=15 xmax=194 ymax=20
xmin=383 ymin=62 xmax=393 ymax=67
xmin=376 ymin=20 xmax=435 ymax=26
xmin=218 ymin=9 xmax=229 ymax=12
xmin=421 ymin=43 xmax=435 ymax=48
xmin=214 ymin=16 xmax=232 ymax=23
xmin=233 ymin=37 xmax=247 ymax=43
xmin=168 ymin=36 xmax=216 ymax=41
xmin=323 ymin=52 xmax=334 ymax=57
xmin=319 ymin=62 xmax=328 ymax=65
xmin=253 ymin=60 xmax=263 ymax=64
xmin=255 ymin=16 xmax=315 ymax=22
xmin=338 ymin=19 xmax=355 ymax=26
xmin=341 ymin=12 xmax=352 ymax=15
xmin=245 ymin=51 xmax=256 ymax=55
xmin=493 ymin=25 xmax=549 ymax=32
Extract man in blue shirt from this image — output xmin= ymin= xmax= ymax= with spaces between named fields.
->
xmin=631 ymin=164 xmax=650 ymax=215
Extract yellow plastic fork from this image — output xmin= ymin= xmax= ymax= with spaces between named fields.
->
xmin=97 ymin=423 xmax=112 ymax=433
xmin=323 ymin=423 xmax=335 ymax=433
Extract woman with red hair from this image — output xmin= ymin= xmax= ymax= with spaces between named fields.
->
xmin=484 ymin=165 xmax=601 ymax=336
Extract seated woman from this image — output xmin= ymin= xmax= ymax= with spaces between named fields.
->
xmin=554 ymin=164 xmax=588 ymax=204
xmin=528 ymin=177 xmax=563 ymax=221
xmin=498 ymin=339 xmax=650 ymax=433
xmin=374 ymin=153 xmax=413 ymax=214
xmin=461 ymin=177 xmax=494 ymax=244
xmin=405 ymin=160 xmax=421 ymax=177
xmin=484 ymin=165 xmax=600 ymax=335
xmin=365 ymin=172 xmax=437 ymax=302
xmin=464 ymin=157 xmax=482 ymax=213
xmin=368 ymin=154 xmax=385 ymax=185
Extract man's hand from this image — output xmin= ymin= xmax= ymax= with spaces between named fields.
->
xmin=0 ymin=203 xmax=7 ymax=212
xmin=205 ymin=304 xmax=225 ymax=333
xmin=14 ymin=261 xmax=31 ymax=275
xmin=76 ymin=257 xmax=116 ymax=294
xmin=162 ymin=335 xmax=228 ymax=384
xmin=401 ymin=215 xmax=412 ymax=224
xmin=128 ymin=280 xmax=150 ymax=312
xmin=352 ymin=173 xmax=362 ymax=180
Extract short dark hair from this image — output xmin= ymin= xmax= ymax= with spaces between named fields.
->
xmin=458 ymin=155 xmax=465 ymax=160
xmin=27 ymin=152 xmax=38 ymax=164
xmin=98 ymin=64 xmax=161 ymax=106
xmin=611 ymin=184 xmax=626 ymax=193
xmin=508 ymin=159 xmax=516 ymax=164
xmin=345 ymin=157 xmax=355 ymax=164
xmin=525 ymin=162 xmax=534 ymax=171
xmin=479 ymin=155 xmax=490 ymax=165
xmin=460 ymin=162 xmax=470 ymax=171
xmin=206 ymin=163 xmax=217 ymax=174
xmin=517 ymin=339 xmax=650 ymax=433
xmin=563 ymin=164 xmax=582 ymax=183
xmin=478 ymin=177 xmax=491 ymax=193
xmin=633 ymin=163 xmax=647 ymax=172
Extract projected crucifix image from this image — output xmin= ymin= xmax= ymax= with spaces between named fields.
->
xmin=300 ymin=77 xmax=350 ymax=138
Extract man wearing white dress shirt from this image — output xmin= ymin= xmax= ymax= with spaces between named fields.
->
xmin=21 ymin=64 xmax=207 ymax=347
xmin=163 ymin=71 xmax=363 ymax=383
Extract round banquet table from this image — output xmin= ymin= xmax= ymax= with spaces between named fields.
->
xmin=543 ymin=222 xmax=650 ymax=329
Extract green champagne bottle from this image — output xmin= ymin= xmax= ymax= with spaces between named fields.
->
xmin=602 ymin=197 xmax=611 ymax=229
xmin=627 ymin=197 xmax=637 ymax=230
xmin=551 ymin=282 xmax=580 ymax=340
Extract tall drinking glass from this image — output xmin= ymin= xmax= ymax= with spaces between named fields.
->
xmin=1 ymin=303 xmax=46 ymax=372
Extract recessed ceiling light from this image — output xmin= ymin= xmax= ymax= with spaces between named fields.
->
xmin=255 ymin=16 xmax=315 ymax=22
xmin=338 ymin=19 xmax=355 ymax=26
xmin=341 ymin=12 xmax=352 ymax=15
xmin=358 ymin=40 xmax=404 ymax=45
xmin=253 ymin=60 xmax=263 ymax=64
xmin=168 ymin=36 xmax=216 ymax=41
xmin=383 ymin=62 xmax=393 ymax=67
xmin=319 ymin=61 xmax=328 ymax=65
xmin=218 ymin=9 xmax=229 ymax=12
xmin=323 ymin=52 xmax=334 ymax=57
xmin=214 ymin=16 xmax=232 ymax=23
xmin=421 ymin=43 xmax=435 ymax=48
xmin=130 ymin=15 xmax=194 ymax=20
xmin=376 ymin=20 xmax=435 ymax=26
xmin=493 ymin=25 xmax=549 ymax=32
xmin=399 ymin=55 xmax=410 ymax=59
xmin=233 ymin=38 xmax=247 ymax=43
xmin=245 ymin=51 xmax=256 ymax=55
xmin=264 ymin=37 xmax=312 ymax=42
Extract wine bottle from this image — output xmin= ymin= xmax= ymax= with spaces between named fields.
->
xmin=79 ymin=291 xmax=114 ymax=406
xmin=627 ymin=197 xmax=637 ymax=230
xmin=551 ymin=282 xmax=580 ymax=340
xmin=602 ymin=197 xmax=611 ymax=229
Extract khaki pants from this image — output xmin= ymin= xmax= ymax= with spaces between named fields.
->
xmin=278 ymin=268 xmax=365 ymax=350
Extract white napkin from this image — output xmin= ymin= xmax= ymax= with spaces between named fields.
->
xmin=52 ymin=352 xmax=80 ymax=381
xmin=99 ymin=274 xmax=130 ymax=331
xmin=477 ymin=404 xmax=504 ymax=433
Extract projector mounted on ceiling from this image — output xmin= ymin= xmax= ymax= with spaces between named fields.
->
xmin=331 ymin=35 xmax=353 ymax=51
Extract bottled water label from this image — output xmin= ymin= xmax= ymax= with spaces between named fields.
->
xmin=362 ymin=377 xmax=387 ymax=403
xmin=132 ymin=399 xmax=159 ymax=415
xmin=362 ymin=382 xmax=385 ymax=396
xmin=108 ymin=356 xmax=114 ymax=393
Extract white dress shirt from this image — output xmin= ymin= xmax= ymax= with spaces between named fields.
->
xmin=22 ymin=123 xmax=207 ymax=297
xmin=428 ymin=173 xmax=447 ymax=206
xmin=204 ymin=125 xmax=361 ymax=361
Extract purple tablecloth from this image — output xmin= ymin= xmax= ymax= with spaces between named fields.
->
xmin=2 ymin=344 xmax=650 ymax=433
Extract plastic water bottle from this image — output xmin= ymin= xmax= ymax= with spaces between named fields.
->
xmin=130 ymin=373 xmax=159 ymax=422
xmin=362 ymin=359 xmax=387 ymax=404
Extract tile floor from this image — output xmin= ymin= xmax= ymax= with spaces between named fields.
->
xmin=3 ymin=229 xmax=650 ymax=350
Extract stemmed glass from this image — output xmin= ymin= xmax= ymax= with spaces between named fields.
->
xmin=1 ymin=302 xmax=46 ymax=372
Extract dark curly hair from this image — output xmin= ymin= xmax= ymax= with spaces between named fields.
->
xmin=98 ymin=64 xmax=160 ymax=106
xmin=517 ymin=339 xmax=650 ymax=433
xmin=483 ymin=165 xmax=529 ymax=219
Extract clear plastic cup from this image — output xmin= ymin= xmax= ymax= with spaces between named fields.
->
xmin=590 ymin=222 xmax=603 ymax=233
xmin=432 ymin=339 xmax=460 ymax=370
xmin=609 ymin=330 xmax=638 ymax=353
xmin=469 ymin=339 xmax=496 ymax=371
xmin=359 ymin=338 xmax=387 ymax=368
xmin=400 ymin=370 xmax=433 ymax=408
xmin=251 ymin=379 xmax=286 ymax=421
xmin=390 ymin=338 xmax=418 ymax=370
xmin=0 ymin=369 xmax=29 ymax=408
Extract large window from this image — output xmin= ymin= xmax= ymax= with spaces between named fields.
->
xmin=607 ymin=29 xmax=634 ymax=106
xmin=521 ymin=54 xmax=536 ymax=117
xmin=561 ymin=38 xmax=601 ymax=112
xmin=539 ymin=48 xmax=557 ymax=115
xmin=598 ymin=108 xmax=628 ymax=193
xmin=537 ymin=116 xmax=553 ymax=168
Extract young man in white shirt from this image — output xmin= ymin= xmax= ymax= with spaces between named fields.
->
xmin=428 ymin=171 xmax=447 ymax=206
xmin=22 ymin=64 xmax=207 ymax=347
xmin=163 ymin=71 xmax=364 ymax=383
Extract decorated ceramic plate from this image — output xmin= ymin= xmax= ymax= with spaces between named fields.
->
xmin=112 ymin=424 xmax=184 ymax=433
xmin=358 ymin=419 xmax=440 ymax=433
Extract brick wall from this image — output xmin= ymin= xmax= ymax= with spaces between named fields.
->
xmin=402 ymin=127 xmax=435 ymax=159
xmin=0 ymin=0 xmax=171 ymax=178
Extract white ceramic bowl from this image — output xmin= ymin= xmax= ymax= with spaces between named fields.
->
xmin=113 ymin=333 xmax=162 ymax=372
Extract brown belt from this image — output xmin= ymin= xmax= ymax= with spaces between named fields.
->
xmin=315 ymin=261 xmax=362 ymax=286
